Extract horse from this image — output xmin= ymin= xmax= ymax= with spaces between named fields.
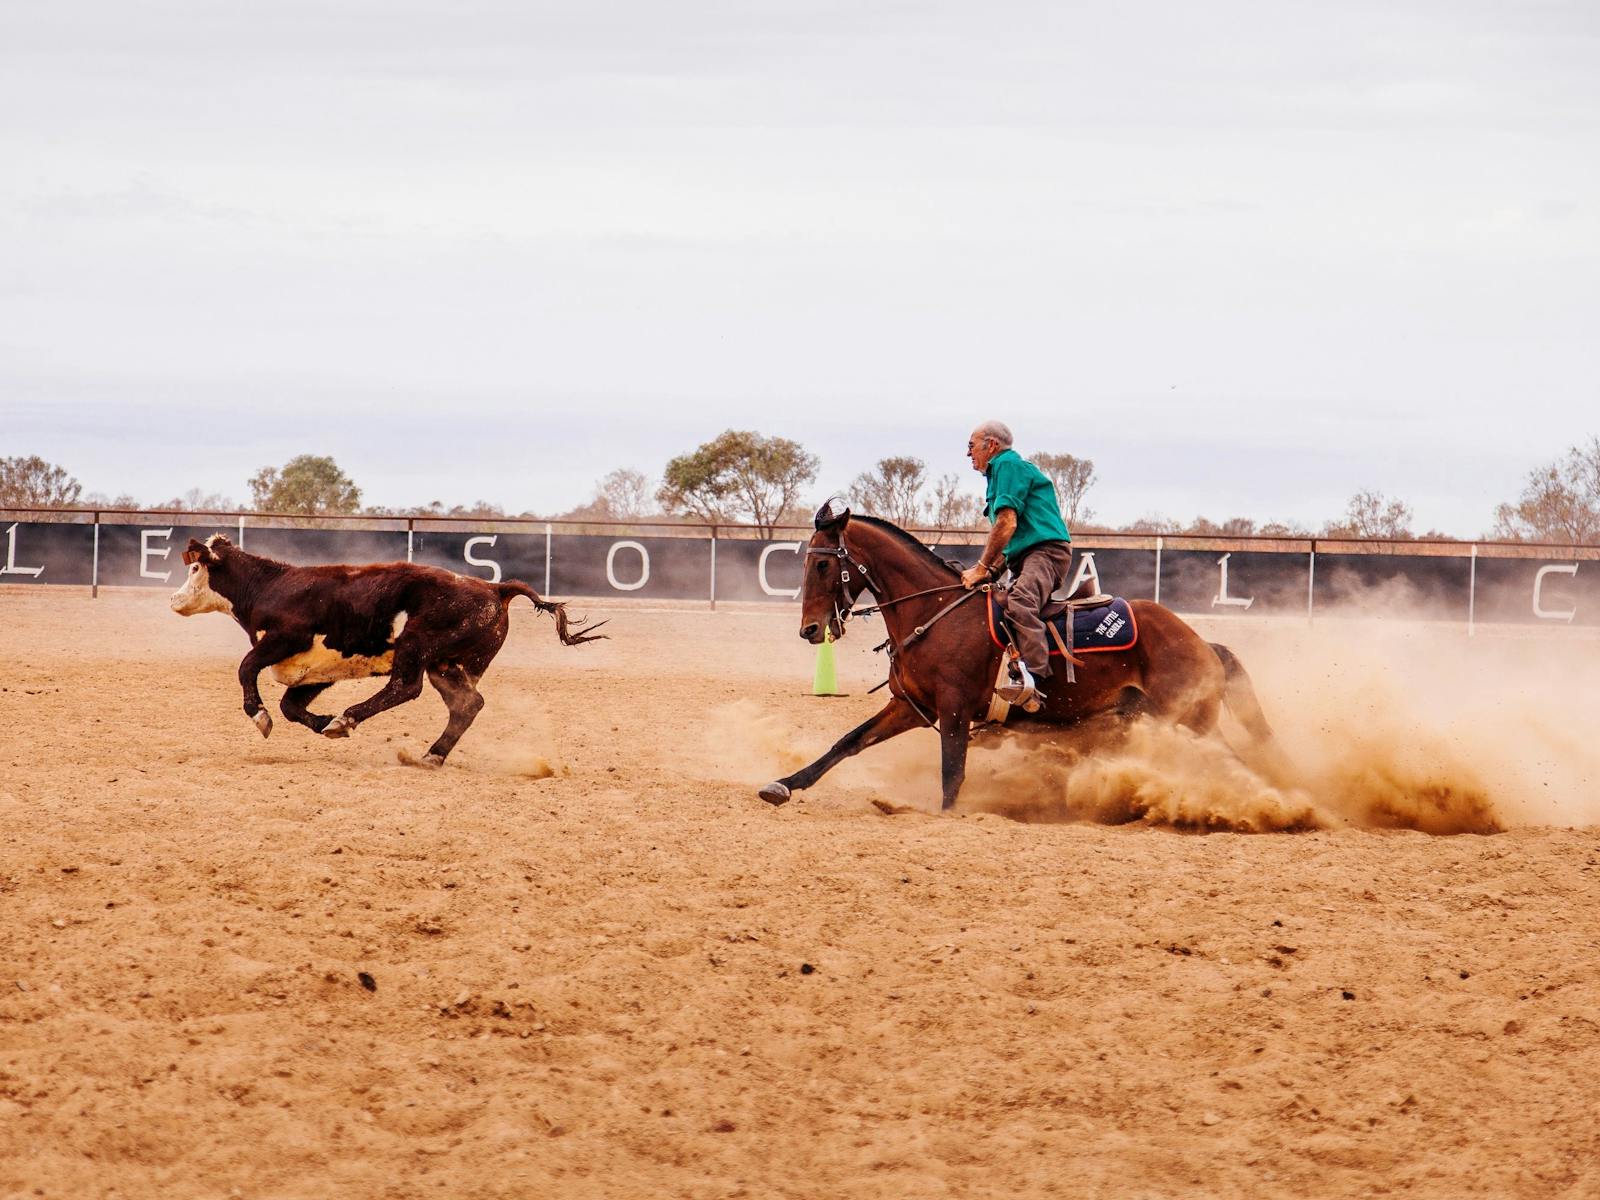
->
xmin=757 ymin=504 xmax=1286 ymax=811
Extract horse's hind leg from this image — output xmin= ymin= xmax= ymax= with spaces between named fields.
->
xmin=280 ymin=683 xmax=334 ymax=734
xmin=413 ymin=664 xmax=485 ymax=767
xmin=759 ymin=698 xmax=926 ymax=806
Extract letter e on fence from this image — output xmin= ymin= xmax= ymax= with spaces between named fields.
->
xmin=463 ymin=535 xmax=502 ymax=583
xmin=759 ymin=542 xmax=801 ymax=599
xmin=606 ymin=541 xmax=649 ymax=591
xmin=1532 ymin=562 xmax=1578 ymax=623
xmin=141 ymin=528 xmax=174 ymax=582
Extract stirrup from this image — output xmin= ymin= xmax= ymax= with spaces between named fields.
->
xmin=996 ymin=660 xmax=1044 ymax=709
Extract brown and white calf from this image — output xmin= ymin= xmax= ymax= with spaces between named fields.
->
xmin=170 ymin=535 xmax=604 ymax=765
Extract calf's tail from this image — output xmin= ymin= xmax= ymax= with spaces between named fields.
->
xmin=497 ymin=581 xmax=609 ymax=645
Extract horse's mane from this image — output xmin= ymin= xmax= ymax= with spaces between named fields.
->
xmin=847 ymin=514 xmax=961 ymax=578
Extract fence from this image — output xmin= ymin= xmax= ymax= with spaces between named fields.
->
xmin=2 ymin=508 xmax=1598 ymax=630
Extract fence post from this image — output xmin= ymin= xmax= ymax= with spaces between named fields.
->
xmin=238 ymin=513 xmax=245 ymax=549
xmin=1307 ymin=539 xmax=1317 ymax=622
xmin=545 ymin=524 xmax=553 ymax=595
xmin=406 ymin=517 xmax=415 ymax=563
xmin=1153 ymin=536 xmax=1162 ymax=605
xmin=709 ymin=525 xmax=718 ymax=611
xmin=1468 ymin=544 xmax=1477 ymax=637
xmin=91 ymin=510 xmax=100 ymax=599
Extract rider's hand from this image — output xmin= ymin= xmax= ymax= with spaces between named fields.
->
xmin=960 ymin=564 xmax=990 ymax=590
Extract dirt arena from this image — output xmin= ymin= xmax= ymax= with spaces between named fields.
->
xmin=3 ymin=585 xmax=1598 ymax=1199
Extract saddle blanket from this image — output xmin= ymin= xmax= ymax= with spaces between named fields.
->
xmin=987 ymin=594 xmax=1139 ymax=655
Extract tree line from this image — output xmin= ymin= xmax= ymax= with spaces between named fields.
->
xmin=5 ymin=432 xmax=1600 ymax=543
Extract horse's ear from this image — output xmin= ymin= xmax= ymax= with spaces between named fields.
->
xmin=814 ymin=499 xmax=851 ymax=531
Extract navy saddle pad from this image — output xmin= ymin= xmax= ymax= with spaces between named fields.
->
xmin=987 ymin=594 xmax=1139 ymax=655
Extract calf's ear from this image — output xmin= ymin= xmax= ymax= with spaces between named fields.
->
xmin=183 ymin=538 xmax=215 ymax=566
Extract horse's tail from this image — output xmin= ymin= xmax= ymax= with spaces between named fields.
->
xmin=496 ymin=581 xmax=609 ymax=646
xmin=1209 ymin=643 xmax=1274 ymax=743
xmin=1210 ymin=642 xmax=1296 ymax=784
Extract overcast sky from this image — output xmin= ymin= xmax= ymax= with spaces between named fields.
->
xmin=3 ymin=0 xmax=1597 ymax=534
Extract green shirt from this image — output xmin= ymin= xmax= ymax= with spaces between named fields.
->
xmin=984 ymin=448 xmax=1071 ymax=560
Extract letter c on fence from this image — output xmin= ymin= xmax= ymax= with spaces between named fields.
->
xmin=606 ymin=541 xmax=649 ymax=591
xmin=1532 ymin=562 xmax=1578 ymax=622
xmin=759 ymin=542 xmax=801 ymax=598
xmin=463 ymin=535 xmax=502 ymax=583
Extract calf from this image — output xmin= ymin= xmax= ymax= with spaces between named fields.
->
xmin=170 ymin=534 xmax=604 ymax=766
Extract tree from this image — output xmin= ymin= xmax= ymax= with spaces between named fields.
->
xmin=593 ymin=468 xmax=655 ymax=520
xmin=1325 ymin=489 xmax=1413 ymax=539
xmin=153 ymin=487 xmax=238 ymax=512
xmin=928 ymin=474 xmax=985 ymax=530
xmin=1493 ymin=437 xmax=1600 ymax=543
xmin=0 ymin=456 xmax=82 ymax=508
xmin=248 ymin=455 xmax=362 ymax=515
xmin=657 ymin=430 xmax=819 ymax=534
xmin=1030 ymin=452 xmax=1097 ymax=525
xmin=848 ymin=456 xmax=927 ymax=527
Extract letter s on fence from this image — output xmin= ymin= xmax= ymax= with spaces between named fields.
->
xmin=606 ymin=541 xmax=649 ymax=591
xmin=759 ymin=542 xmax=801 ymax=599
xmin=463 ymin=535 xmax=502 ymax=583
xmin=1532 ymin=562 xmax=1578 ymax=623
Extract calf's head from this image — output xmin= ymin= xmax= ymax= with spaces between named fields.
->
xmin=170 ymin=535 xmax=235 ymax=616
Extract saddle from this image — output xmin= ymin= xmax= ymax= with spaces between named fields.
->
xmin=985 ymin=590 xmax=1139 ymax=657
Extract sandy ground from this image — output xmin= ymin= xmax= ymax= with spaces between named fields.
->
xmin=2 ymin=586 xmax=1599 ymax=1199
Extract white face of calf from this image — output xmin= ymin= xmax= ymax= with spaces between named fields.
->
xmin=170 ymin=560 xmax=234 ymax=616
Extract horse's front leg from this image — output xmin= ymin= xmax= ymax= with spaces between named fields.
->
xmin=759 ymin=698 xmax=927 ymax=806
xmin=938 ymin=711 xmax=973 ymax=811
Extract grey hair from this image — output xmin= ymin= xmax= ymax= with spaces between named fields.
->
xmin=973 ymin=420 xmax=1013 ymax=448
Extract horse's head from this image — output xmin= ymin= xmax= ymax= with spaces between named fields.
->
xmin=798 ymin=500 xmax=867 ymax=643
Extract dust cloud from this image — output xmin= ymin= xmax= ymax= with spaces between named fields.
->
xmin=714 ymin=617 xmax=1600 ymax=834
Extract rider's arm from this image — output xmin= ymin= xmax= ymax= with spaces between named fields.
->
xmin=961 ymin=508 xmax=1018 ymax=587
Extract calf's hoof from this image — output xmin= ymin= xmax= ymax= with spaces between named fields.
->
xmin=251 ymin=710 xmax=272 ymax=739
xmin=758 ymin=781 xmax=792 ymax=806
xmin=323 ymin=715 xmax=357 ymax=739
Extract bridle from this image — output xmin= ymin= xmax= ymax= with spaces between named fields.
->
xmin=805 ymin=534 xmax=991 ymax=725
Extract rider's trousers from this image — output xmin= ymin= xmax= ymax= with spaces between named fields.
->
xmin=1005 ymin=541 xmax=1074 ymax=677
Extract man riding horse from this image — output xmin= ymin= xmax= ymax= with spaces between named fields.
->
xmin=958 ymin=421 xmax=1073 ymax=708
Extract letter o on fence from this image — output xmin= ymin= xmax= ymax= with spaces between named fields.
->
xmin=606 ymin=540 xmax=650 ymax=591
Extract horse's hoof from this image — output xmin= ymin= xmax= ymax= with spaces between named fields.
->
xmin=251 ymin=710 xmax=272 ymax=739
xmin=397 ymin=749 xmax=445 ymax=769
xmin=758 ymin=781 xmax=792 ymax=806
xmin=323 ymin=715 xmax=356 ymax=739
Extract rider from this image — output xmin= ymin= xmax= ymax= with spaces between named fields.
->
xmin=959 ymin=421 xmax=1073 ymax=706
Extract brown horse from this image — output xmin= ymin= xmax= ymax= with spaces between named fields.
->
xmin=758 ymin=505 xmax=1285 ymax=811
